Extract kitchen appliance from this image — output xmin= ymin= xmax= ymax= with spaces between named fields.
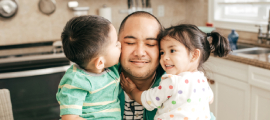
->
xmin=38 ymin=0 xmax=56 ymax=15
xmin=0 ymin=0 xmax=18 ymax=18
xmin=0 ymin=41 xmax=70 ymax=120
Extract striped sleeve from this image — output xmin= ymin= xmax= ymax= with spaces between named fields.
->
xmin=57 ymin=86 xmax=88 ymax=116
xmin=56 ymin=69 xmax=88 ymax=116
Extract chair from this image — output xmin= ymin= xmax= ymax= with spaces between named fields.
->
xmin=0 ymin=89 xmax=14 ymax=120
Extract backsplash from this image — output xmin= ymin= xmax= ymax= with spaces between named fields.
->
xmin=0 ymin=0 xmax=258 ymax=46
xmin=0 ymin=0 xmax=188 ymax=46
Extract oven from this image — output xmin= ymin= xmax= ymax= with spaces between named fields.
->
xmin=0 ymin=42 xmax=70 ymax=120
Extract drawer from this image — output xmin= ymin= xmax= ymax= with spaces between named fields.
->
xmin=249 ymin=66 xmax=270 ymax=91
xmin=204 ymin=57 xmax=249 ymax=82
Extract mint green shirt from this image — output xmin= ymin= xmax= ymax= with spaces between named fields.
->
xmin=56 ymin=64 xmax=121 ymax=120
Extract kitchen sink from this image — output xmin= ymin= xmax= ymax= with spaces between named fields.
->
xmin=233 ymin=47 xmax=270 ymax=55
xmin=228 ymin=43 xmax=270 ymax=62
xmin=236 ymin=43 xmax=255 ymax=49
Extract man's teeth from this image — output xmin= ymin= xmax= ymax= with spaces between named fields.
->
xmin=134 ymin=62 xmax=147 ymax=63
xmin=166 ymin=65 xmax=174 ymax=67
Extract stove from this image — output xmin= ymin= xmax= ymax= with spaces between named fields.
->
xmin=0 ymin=41 xmax=70 ymax=120
xmin=0 ymin=41 xmax=69 ymax=73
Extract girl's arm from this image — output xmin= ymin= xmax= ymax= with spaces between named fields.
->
xmin=121 ymin=74 xmax=175 ymax=111
xmin=120 ymin=73 xmax=143 ymax=105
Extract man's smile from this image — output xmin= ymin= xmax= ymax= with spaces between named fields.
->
xmin=129 ymin=60 xmax=150 ymax=66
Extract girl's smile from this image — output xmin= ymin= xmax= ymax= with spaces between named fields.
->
xmin=159 ymin=36 xmax=194 ymax=75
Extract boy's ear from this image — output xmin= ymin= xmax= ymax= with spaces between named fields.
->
xmin=190 ymin=49 xmax=201 ymax=62
xmin=94 ymin=56 xmax=105 ymax=70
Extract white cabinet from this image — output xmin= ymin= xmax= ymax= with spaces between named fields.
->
xmin=250 ymin=86 xmax=270 ymax=120
xmin=207 ymin=71 xmax=250 ymax=120
xmin=204 ymin=56 xmax=270 ymax=120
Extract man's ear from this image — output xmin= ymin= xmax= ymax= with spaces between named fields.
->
xmin=190 ymin=49 xmax=201 ymax=62
xmin=94 ymin=56 xmax=105 ymax=70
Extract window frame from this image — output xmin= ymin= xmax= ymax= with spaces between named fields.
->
xmin=208 ymin=0 xmax=270 ymax=33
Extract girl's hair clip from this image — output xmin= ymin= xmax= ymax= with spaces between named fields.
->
xmin=207 ymin=33 xmax=211 ymax=37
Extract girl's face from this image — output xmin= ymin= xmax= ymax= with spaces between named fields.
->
xmin=159 ymin=36 xmax=194 ymax=75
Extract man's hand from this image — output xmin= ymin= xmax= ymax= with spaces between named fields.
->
xmin=120 ymin=73 xmax=137 ymax=95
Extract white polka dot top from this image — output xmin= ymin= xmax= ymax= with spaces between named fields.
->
xmin=141 ymin=71 xmax=213 ymax=120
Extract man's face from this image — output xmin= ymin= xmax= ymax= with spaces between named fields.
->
xmin=119 ymin=16 xmax=160 ymax=79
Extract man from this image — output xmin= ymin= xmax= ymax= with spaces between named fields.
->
xmin=118 ymin=11 xmax=164 ymax=120
xmin=118 ymin=11 xmax=215 ymax=120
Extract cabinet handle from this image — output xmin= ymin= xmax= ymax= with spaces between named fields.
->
xmin=207 ymin=79 xmax=215 ymax=84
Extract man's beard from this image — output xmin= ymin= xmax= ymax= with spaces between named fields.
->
xmin=122 ymin=64 xmax=158 ymax=81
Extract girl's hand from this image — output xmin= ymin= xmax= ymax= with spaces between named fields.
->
xmin=120 ymin=73 xmax=137 ymax=95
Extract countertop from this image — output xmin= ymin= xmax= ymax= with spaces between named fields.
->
xmin=214 ymin=41 xmax=270 ymax=70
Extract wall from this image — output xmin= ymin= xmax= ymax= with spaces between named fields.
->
xmin=185 ymin=0 xmax=208 ymax=26
xmin=0 ymin=0 xmax=186 ymax=46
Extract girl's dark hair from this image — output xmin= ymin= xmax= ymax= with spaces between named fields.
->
xmin=161 ymin=24 xmax=230 ymax=68
xmin=61 ymin=15 xmax=111 ymax=69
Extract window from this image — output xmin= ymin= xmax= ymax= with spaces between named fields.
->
xmin=208 ymin=0 xmax=270 ymax=32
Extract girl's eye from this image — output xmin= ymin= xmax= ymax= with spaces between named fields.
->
xmin=170 ymin=49 xmax=176 ymax=53
xmin=160 ymin=51 xmax=164 ymax=55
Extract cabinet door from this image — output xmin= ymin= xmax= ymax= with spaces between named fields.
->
xmin=251 ymin=86 xmax=270 ymax=120
xmin=209 ymin=73 xmax=250 ymax=120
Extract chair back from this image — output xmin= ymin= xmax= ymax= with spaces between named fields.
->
xmin=0 ymin=89 xmax=14 ymax=120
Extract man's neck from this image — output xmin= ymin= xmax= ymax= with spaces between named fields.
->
xmin=123 ymin=72 xmax=156 ymax=91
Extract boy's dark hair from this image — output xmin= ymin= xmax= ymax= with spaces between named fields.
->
xmin=61 ymin=15 xmax=111 ymax=69
xmin=160 ymin=24 xmax=231 ymax=68
xmin=119 ymin=11 xmax=164 ymax=38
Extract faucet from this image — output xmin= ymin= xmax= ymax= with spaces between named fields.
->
xmin=257 ymin=10 xmax=270 ymax=45
xmin=267 ymin=10 xmax=270 ymax=44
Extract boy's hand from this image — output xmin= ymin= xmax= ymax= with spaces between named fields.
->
xmin=62 ymin=115 xmax=86 ymax=120
xmin=120 ymin=73 xmax=137 ymax=95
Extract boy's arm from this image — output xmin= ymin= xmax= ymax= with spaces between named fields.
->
xmin=62 ymin=115 xmax=86 ymax=120
xmin=56 ymin=79 xmax=88 ymax=118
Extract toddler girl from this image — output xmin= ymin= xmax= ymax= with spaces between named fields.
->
xmin=121 ymin=24 xmax=230 ymax=120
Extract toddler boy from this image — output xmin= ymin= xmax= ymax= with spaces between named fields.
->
xmin=56 ymin=15 xmax=121 ymax=120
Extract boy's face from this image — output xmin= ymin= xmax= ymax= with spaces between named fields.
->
xmin=104 ymin=24 xmax=121 ymax=68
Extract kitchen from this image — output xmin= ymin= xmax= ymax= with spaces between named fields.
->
xmin=0 ymin=0 xmax=270 ymax=120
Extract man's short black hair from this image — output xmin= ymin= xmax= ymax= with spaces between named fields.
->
xmin=118 ymin=11 xmax=163 ymax=36
xmin=61 ymin=15 xmax=111 ymax=68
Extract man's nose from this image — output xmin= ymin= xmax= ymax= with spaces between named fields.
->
xmin=134 ymin=43 xmax=146 ymax=57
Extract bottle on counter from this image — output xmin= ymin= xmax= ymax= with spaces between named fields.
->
xmin=228 ymin=30 xmax=239 ymax=50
